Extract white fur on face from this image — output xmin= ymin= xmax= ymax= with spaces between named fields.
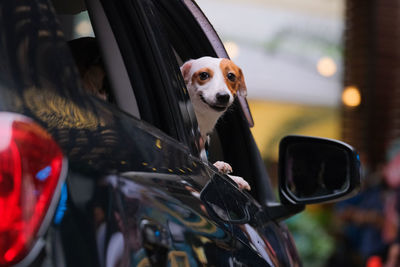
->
xmin=189 ymin=57 xmax=233 ymax=109
xmin=181 ymin=56 xmax=246 ymax=138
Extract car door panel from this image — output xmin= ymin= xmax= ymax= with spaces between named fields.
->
xmin=102 ymin=173 xmax=237 ymax=266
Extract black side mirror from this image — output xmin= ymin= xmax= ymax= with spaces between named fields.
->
xmin=279 ymin=135 xmax=361 ymax=205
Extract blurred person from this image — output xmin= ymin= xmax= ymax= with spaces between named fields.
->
xmin=327 ymin=162 xmax=388 ymax=267
xmin=380 ymin=143 xmax=400 ymax=267
xmin=68 ymin=37 xmax=111 ymax=101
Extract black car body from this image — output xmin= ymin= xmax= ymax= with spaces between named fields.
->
xmin=0 ymin=0 xmax=360 ymax=266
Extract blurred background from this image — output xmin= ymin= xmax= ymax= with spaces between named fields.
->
xmin=196 ymin=0 xmax=400 ymax=266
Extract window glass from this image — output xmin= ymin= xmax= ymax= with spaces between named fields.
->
xmin=98 ymin=0 xmax=198 ymax=141
xmin=58 ymin=12 xmax=95 ymax=40
xmin=58 ymin=13 xmax=115 ymax=103
xmin=117 ymin=0 xmax=204 ymax=152
xmin=57 ymin=2 xmax=204 ymax=152
xmin=58 ymin=6 xmax=146 ymax=124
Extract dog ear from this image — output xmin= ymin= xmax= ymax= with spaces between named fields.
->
xmin=180 ymin=60 xmax=193 ymax=84
xmin=238 ymin=68 xmax=247 ymax=97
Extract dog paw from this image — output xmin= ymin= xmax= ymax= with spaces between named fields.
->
xmin=213 ymin=161 xmax=233 ymax=174
xmin=228 ymin=175 xmax=251 ymax=191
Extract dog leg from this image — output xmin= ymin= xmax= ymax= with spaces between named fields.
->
xmin=213 ymin=161 xmax=232 ymax=174
xmin=213 ymin=161 xmax=251 ymax=191
xmin=228 ymin=175 xmax=251 ymax=191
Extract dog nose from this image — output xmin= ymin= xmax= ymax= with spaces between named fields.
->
xmin=216 ymin=92 xmax=230 ymax=105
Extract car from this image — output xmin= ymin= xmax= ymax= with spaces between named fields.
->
xmin=0 ymin=0 xmax=361 ymax=266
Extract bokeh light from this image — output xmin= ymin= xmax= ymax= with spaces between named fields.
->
xmin=317 ymin=57 xmax=337 ymax=77
xmin=342 ymin=86 xmax=361 ymax=107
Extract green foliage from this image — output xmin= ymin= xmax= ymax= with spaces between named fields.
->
xmin=286 ymin=210 xmax=334 ymax=267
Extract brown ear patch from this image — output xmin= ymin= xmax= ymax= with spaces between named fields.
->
xmin=192 ymin=68 xmax=214 ymax=86
xmin=220 ymin=59 xmax=247 ymax=96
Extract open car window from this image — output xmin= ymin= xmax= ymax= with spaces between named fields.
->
xmin=151 ymin=0 xmax=276 ymax=203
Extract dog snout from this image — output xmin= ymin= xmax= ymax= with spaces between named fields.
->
xmin=216 ymin=92 xmax=230 ymax=105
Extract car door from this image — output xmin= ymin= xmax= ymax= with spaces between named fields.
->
xmin=0 ymin=0 xmax=238 ymax=266
xmin=149 ymin=0 xmax=303 ymax=266
xmin=82 ymin=0 xmax=242 ymax=266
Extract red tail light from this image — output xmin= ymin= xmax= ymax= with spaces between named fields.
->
xmin=0 ymin=113 xmax=65 ymax=266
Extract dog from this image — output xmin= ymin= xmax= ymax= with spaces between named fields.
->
xmin=180 ymin=56 xmax=251 ymax=190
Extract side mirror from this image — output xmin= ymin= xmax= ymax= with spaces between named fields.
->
xmin=278 ymin=135 xmax=361 ymax=205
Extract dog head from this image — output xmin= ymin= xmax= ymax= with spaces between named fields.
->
xmin=181 ymin=56 xmax=247 ymax=137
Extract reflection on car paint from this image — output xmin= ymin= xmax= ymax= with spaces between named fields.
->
xmin=101 ymin=174 xmax=236 ymax=266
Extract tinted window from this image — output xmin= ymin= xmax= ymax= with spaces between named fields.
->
xmin=56 ymin=1 xmax=201 ymax=152
xmin=98 ymin=0 xmax=204 ymax=152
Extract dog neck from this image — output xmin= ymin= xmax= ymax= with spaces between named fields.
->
xmin=194 ymin=106 xmax=224 ymax=140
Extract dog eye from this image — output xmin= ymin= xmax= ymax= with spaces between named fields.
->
xmin=227 ymin=73 xmax=236 ymax=82
xmin=199 ymin=72 xmax=210 ymax=80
